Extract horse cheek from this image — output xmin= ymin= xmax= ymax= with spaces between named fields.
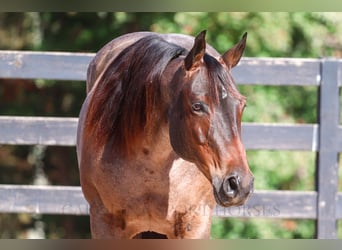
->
xmin=193 ymin=125 xmax=207 ymax=145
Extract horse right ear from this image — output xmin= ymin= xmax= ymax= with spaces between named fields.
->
xmin=221 ymin=32 xmax=247 ymax=69
xmin=184 ymin=30 xmax=206 ymax=71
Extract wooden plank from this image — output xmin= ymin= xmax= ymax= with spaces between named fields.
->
xmin=0 ymin=116 xmax=78 ymax=146
xmin=315 ymin=59 xmax=340 ymax=239
xmin=0 ymin=185 xmax=88 ymax=215
xmin=0 ymin=51 xmax=93 ymax=81
xmin=334 ymin=194 xmax=342 ymax=219
xmin=0 ymin=117 xmax=318 ymax=151
xmin=0 ymin=51 xmax=321 ymax=86
xmin=339 ymin=61 xmax=342 ymax=87
xmin=242 ymin=123 xmax=318 ymax=151
xmin=0 ymin=184 xmax=318 ymax=219
xmin=214 ymin=190 xmax=317 ymax=219
xmin=233 ymin=57 xmax=321 ymax=86
xmin=336 ymin=126 xmax=342 ymax=152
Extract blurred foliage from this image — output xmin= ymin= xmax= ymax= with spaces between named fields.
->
xmin=1 ymin=12 xmax=342 ymax=238
xmin=211 ymin=218 xmax=315 ymax=239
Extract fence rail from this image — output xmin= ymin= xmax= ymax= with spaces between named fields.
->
xmin=0 ymin=51 xmax=341 ymax=239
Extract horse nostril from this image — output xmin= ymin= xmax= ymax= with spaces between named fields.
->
xmin=228 ymin=176 xmax=238 ymax=190
xmin=223 ymin=175 xmax=240 ymax=198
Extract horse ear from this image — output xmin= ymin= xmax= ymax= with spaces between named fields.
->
xmin=222 ymin=32 xmax=247 ymax=69
xmin=184 ymin=30 xmax=206 ymax=71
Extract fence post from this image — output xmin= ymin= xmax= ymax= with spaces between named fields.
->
xmin=315 ymin=59 xmax=340 ymax=239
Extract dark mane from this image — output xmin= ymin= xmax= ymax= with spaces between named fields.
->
xmin=85 ymin=35 xmax=186 ymax=155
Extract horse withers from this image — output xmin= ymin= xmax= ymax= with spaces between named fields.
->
xmin=76 ymin=30 xmax=254 ymax=239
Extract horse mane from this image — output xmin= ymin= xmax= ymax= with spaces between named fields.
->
xmin=84 ymin=35 xmax=186 ymax=156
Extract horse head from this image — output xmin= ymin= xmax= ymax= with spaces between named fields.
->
xmin=169 ymin=31 xmax=254 ymax=207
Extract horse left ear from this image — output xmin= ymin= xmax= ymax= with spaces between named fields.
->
xmin=222 ymin=32 xmax=247 ymax=69
xmin=184 ymin=30 xmax=206 ymax=71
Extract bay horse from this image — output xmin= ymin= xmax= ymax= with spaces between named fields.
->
xmin=76 ymin=30 xmax=254 ymax=239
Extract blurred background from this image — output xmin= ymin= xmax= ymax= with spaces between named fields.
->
xmin=0 ymin=12 xmax=342 ymax=239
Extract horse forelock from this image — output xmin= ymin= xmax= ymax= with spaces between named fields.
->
xmin=202 ymin=54 xmax=245 ymax=104
xmin=84 ymin=35 xmax=186 ymax=156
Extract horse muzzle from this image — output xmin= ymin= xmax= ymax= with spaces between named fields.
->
xmin=212 ymin=172 xmax=254 ymax=207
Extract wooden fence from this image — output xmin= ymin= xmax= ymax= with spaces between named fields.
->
xmin=0 ymin=51 xmax=341 ymax=239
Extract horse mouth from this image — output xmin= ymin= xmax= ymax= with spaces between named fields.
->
xmin=212 ymin=185 xmax=252 ymax=207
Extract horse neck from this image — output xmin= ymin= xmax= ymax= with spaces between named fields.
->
xmin=132 ymin=59 xmax=184 ymax=164
xmin=141 ymin=102 xmax=176 ymax=162
xmin=139 ymin=81 xmax=182 ymax=166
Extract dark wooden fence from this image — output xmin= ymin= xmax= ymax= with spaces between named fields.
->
xmin=0 ymin=51 xmax=341 ymax=239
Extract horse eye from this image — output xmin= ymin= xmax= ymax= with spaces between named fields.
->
xmin=192 ymin=102 xmax=204 ymax=113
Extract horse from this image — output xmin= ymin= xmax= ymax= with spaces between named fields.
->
xmin=76 ymin=30 xmax=254 ymax=239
